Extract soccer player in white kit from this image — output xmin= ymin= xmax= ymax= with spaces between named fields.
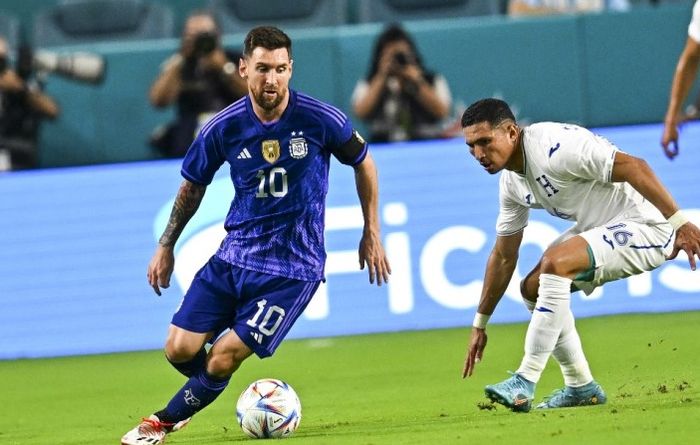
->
xmin=662 ymin=0 xmax=700 ymax=159
xmin=460 ymin=98 xmax=700 ymax=412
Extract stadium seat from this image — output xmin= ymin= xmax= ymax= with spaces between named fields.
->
xmin=208 ymin=0 xmax=348 ymax=33
xmin=0 ymin=11 xmax=20 ymax=50
xmin=357 ymin=0 xmax=503 ymax=23
xmin=32 ymin=0 xmax=174 ymax=48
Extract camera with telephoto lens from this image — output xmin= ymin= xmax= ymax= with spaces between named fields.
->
xmin=192 ymin=31 xmax=218 ymax=57
xmin=393 ymin=52 xmax=411 ymax=67
xmin=13 ymin=44 xmax=106 ymax=84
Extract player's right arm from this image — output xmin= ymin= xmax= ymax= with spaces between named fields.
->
xmin=463 ymin=230 xmax=523 ymax=378
xmin=147 ymin=179 xmax=207 ymax=295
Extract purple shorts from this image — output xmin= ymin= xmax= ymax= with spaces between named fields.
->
xmin=172 ymin=256 xmax=320 ymax=358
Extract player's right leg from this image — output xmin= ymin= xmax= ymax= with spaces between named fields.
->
xmin=490 ymin=236 xmax=591 ymax=411
xmin=521 ymin=261 xmax=596 ymax=390
xmin=121 ymin=326 xmax=208 ymax=445
xmin=484 ymin=372 xmax=535 ymax=412
xmin=165 ymin=324 xmax=211 ymax=376
xmin=121 ymin=256 xmax=238 ymax=444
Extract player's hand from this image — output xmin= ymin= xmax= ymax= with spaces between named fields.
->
xmin=147 ymin=244 xmax=175 ymax=296
xmin=462 ymin=327 xmax=487 ymax=378
xmin=358 ymin=229 xmax=391 ymax=286
xmin=661 ymin=122 xmax=679 ymax=160
xmin=667 ymin=222 xmax=700 ymax=271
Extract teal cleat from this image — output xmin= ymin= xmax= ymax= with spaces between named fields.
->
xmin=536 ymin=380 xmax=607 ymax=409
xmin=484 ymin=372 xmax=535 ymax=413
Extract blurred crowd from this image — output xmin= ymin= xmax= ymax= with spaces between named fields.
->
xmin=0 ymin=0 xmax=696 ymax=171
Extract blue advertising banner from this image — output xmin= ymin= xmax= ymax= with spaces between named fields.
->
xmin=1 ymin=122 xmax=699 ymax=359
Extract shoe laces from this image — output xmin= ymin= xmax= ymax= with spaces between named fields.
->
xmin=541 ymin=388 xmax=568 ymax=404
xmin=504 ymin=371 xmax=534 ymax=394
xmin=139 ymin=417 xmax=175 ymax=434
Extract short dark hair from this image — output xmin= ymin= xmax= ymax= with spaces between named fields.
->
xmin=185 ymin=9 xmax=221 ymax=34
xmin=461 ymin=98 xmax=516 ymax=128
xmin=366 ymin=23 xmax=425 ymax=80
xmin=244 ymin=26 xmax=292 ymax=59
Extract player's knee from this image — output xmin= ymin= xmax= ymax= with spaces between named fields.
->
xmin=520 ymin=277 xmax=537 ymax=302
xmin=539 ymin=253 xmax=570 ymax=277
xmin=207 ymin=348 xmax=250 ymax=378
xmin=164 ymin=336 xmax=201 ymax=363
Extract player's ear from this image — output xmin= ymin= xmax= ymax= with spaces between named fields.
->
xmin=239 ymin=57 xmax=248 ymax=79
xmin=507 ymin=121 xmax=519 ymax=142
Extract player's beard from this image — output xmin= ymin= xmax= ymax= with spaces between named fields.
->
xmin=253 ymin=86 xmax=286 ymax=111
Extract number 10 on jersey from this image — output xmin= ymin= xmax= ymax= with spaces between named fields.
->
xmin=256 ymin=168 xmax=288 ymax=198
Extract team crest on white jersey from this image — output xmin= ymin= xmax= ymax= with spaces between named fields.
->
xmin=289 ymin=137 xmax=308 ymax=159
xmin=262 ymin=140 xmax=280 ymax=164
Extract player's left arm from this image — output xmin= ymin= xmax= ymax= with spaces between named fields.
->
xmin=611 ymin=151 xmax=700 ymax=269
xmin=353 ymin=152 xmax=392 ymax=286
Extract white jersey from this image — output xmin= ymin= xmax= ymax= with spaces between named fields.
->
xmin=689 ymin=0 xmax=700 ymax=43
xmin=496 ymin=122 xmax=665 ymax=236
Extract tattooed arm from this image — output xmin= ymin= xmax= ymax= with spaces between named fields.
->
xmin=147 ymin=180 xmax=207 ymax=295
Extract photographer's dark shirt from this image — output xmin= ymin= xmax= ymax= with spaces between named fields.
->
xmin=164 ymin=49 xmax=244 ymax=158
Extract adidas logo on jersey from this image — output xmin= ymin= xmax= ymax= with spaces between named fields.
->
xmin=237 ymin=148 xmax=252 ymax=159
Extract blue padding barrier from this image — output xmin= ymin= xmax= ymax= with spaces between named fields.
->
xmin=1 ymin=122 xmax=699 ymax=359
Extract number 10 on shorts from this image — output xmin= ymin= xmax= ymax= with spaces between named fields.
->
xmin=246 ymin=299 xmax=286 ymax=337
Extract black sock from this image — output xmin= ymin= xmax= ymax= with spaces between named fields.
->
xmin=167 ymin=348 xmax=206 ymax=377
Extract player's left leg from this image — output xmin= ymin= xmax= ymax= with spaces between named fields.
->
xmin=537 ymin=220 xmax=672 ymax=409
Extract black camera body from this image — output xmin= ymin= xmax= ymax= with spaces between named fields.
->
xmin=193 ymin=31 xmax=218 ymax=57
xmin=394 ymin=52 xmax=411 ymax=67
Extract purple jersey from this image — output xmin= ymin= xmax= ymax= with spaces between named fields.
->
xmin=181 ymin=90 xmax=367 ymax=281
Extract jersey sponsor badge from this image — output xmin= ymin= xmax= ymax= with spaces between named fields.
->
xmin=289 ymin=137 xmax=308 ymax=159
xmin=262 ymin=140 xmax=281 ymax=164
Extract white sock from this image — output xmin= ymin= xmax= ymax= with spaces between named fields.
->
xmin=523 ymin=298 xmax=593 ymax=388
xmin=552 ymin=310 xmax=594 ymax=387
xmin=517 ymin=274 xmax=571 ymax=383
xmin=522 ymin=296 xmax=593 ymax=387
xmin=523 ymin=298 xmax=536 ymax=313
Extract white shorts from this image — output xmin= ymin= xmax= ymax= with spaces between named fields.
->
xmin=553 ymin=220 xmax=674 ymax=295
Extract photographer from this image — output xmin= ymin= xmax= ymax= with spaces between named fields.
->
xmin=149 ymin=11 xmax=247 ymax=157
xmin=0 ymin=36 xmax=59 ymax=171
xmin=352 ymin=24 xmax=451 ymax=143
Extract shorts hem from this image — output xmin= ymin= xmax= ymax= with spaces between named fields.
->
xmin=232 ymin=325 xmax=273 ymax=359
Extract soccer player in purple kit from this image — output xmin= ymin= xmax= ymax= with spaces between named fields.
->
xmin=121 ymin=26 xmax=391 ymax=445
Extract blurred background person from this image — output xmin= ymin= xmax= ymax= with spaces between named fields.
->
xmin=149 ymin=11 xmax=247 ymax=158
xmin=661 ymin=0 xmax=700 ymax=160
xmin=508 ymin=0 xmax=629 ymax=16
xmin=352 ymin=24 xmax=451 ymax=143
xmin=0 ymin=36 xmax=59 ymax=171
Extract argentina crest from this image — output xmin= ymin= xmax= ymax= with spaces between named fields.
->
xmin=289 ymin=135 xmax=308 ymax=159
xmin=261 ymin=140 xmax=281 ymax=164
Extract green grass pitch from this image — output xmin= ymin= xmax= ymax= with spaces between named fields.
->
xmin=2 ymin=311 xmax=699 ymax=444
